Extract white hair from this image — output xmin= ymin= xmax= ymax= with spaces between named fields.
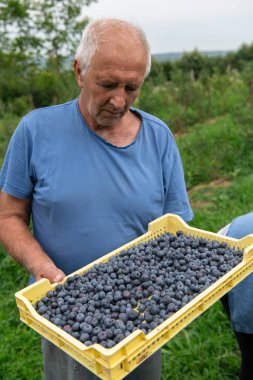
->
xmin=74 ymin=18 xmax=151 ymax=78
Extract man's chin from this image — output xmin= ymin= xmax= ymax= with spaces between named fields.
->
xmin=97 ymin=115 xmax=123 ymax=127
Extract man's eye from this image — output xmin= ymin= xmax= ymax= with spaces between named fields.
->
xmin=100 ymin=84 xmax=115 ymax=89
xmin=126 ymin=86 xmax=138 ymax=92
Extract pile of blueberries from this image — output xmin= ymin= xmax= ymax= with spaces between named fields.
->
xmin=35 ymin=230 xmax=243 ymax=348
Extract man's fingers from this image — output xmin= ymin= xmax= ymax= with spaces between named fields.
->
xmin=35 ymin=265 xmax=65 ymax=283
xmin=52 ymin=269 xmax=66 ymax=283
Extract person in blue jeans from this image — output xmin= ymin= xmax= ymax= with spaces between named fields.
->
xmin=0 ymin=18 xmax=193 ymax=380
xmin=219 ymin=212 xmax=253 ymax=380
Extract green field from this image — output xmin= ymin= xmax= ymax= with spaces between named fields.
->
xmin=1 ymin=108 xmax=253 ymax=379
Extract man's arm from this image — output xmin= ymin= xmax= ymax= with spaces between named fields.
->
xmin=0 ymin=191 xmax=65 ymax=283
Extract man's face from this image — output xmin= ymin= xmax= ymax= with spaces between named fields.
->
xmin=75 ymin=41 xmax=147 ymax=130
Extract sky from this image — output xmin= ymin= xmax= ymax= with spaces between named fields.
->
xmin=83 ymin=0 xmax=253 ymax=54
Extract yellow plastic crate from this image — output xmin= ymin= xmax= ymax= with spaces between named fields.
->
xmin=15 ymin=214 xmax=253 ymax=380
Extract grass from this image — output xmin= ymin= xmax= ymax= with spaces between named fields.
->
xmin=177 ymin=114 xmax=253 ymax=188
xmin=189 ymin=173 xmax=253 ymax=231
xmin=0 ymin=251 xmax=42 ymax=380
xmin=162 ymin=303 xmax=240 ymax=380
xmin=0 ymin=114 xmax=20 ymax=166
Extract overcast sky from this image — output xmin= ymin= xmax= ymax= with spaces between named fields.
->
xmin=83 ymin=0 xmax=253 ymax=54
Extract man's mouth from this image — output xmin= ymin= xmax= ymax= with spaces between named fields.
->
xmin=102 ymin=112 xmax=123 ymax=120
xmin=103 ymin=109 xmax=125 ymax=115
xmin=108 ymin=112 xmax=121 ymax=115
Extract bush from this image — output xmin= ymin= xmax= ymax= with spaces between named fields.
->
xmin=177 ymin=114 xmax=253 ymax=188
xmin=9 ymin=96 xmax=33 ymax=116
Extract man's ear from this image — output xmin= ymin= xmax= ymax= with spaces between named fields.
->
xmin=73 ymin=59 xmax=83 ymax=88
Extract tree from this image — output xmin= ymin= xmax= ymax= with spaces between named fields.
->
xmin=161 ymin=60 xmax=174 ymax=81
xmin=0 ymin=0 xmax=96 ymax=66
xmin=175 ymin=49 xmax=207 ymax=80
xmin=0 ymin=0 xmax=96 ymax=110
xmin=147 ymin=58 xmax=166 ymax=85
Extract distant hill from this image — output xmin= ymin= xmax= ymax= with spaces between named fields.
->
xmin=59 ymin=50 xmax=235 ymax=69
xmin=152 ymin=50 xmax=234 ymax=62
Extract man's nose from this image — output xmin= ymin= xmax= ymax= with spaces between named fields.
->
xmin=109 ymin=92 xmax=126 ymax=110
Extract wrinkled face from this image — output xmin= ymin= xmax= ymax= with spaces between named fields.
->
xmin=74 ymin=38 xmax=147 ymax=130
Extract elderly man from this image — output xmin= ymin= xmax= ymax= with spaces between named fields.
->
xmin=0 ymin=19 xmax=193 ymax=379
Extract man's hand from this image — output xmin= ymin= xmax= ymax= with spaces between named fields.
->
xmin=35 ymin=263 xmax=66 ymax=283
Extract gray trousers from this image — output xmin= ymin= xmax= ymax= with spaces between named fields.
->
xmin=42 ymin=338 xmax=162 ymax=380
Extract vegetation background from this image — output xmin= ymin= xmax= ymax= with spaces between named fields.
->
xmin=0 ymin=1 xmax=253 ymax=379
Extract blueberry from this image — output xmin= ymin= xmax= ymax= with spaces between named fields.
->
xmin=72 ymin=322 xmax=80 ymax=331
xmin=67 ymin=277 xmax=75 ymax=283
xmin=81 ymin=323 xmax=93 ymax=334
xmin=41 ymin=297 xmax=50 ymax=304
xmin=104 ymin=318 xmax=113 ymax=328
xmin=167 ymin=303 xmax=177 ymax=313
xmin=114 ymin=334 xmax=125 ymax=343
xmin=97 ymin=331 xmax=107 ymax=342
xmin=93 ymin=326 xmax=102 ymax=336
xmin=106 ymin=340 xmax=116 ymax=348
xmin=63 ymin=325 xmax=72 ymax=333
xmin=127 ymin=309 xmax=139 ymax=320
xmin=151 ymin=294 xmax=160 ymax=302
xmin=150 ymin=305 xmax=160 ymax=316
xmin=150 ymin=321 xmax=158 ymax=330
xmin=76 ymin=313 xmax=85 ymax=323
xmin=138 ymin=304 xmax=146 ymax=312
xmin=130 ymin=299 xmax=137 ymax=308
xmin=38 ymin=306 xmax=48 ymax=315
xmin=220 ymin=264 xmax=228 ymax=272
xmin=84 ymin=315 xmax=93 ymax=324
xmin=144 ymin=312 xmax=153 ymax=323
xmin=80 ymin=333 xmax=90 ymax=343
xmin=91 ymin=318 xmax=99 ymax=327
xmin=53 ymin=317 xmax=63 ymax=327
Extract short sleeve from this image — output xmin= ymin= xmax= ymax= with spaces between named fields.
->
xmin=163 ymin=142 xmax=193 ymax=222
xmin=0 ymin=119 xmax=35 ymax=199
xmin=217 ymin=224 xmax=231 ymax=236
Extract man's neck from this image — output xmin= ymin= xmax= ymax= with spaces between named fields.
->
xmin=81 ymin=108 xmax=142 ymax=147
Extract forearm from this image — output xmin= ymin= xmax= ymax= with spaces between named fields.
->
xmin=0 ymin=216 xmax=65 ymax=282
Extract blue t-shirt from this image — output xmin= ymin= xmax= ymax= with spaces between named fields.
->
xmin=0 ymin=99 xmax=193 ymax=276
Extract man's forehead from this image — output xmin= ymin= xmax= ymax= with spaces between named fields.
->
xmin=89 ymin=57 xmax=146 ymax=82
xmin=91 ymin=42 xmax=147 ymax=71
xmin=93 ymin=69 xmax=144 ymax=84
xmin=94 ymin=26 xmax=146 ymax=56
